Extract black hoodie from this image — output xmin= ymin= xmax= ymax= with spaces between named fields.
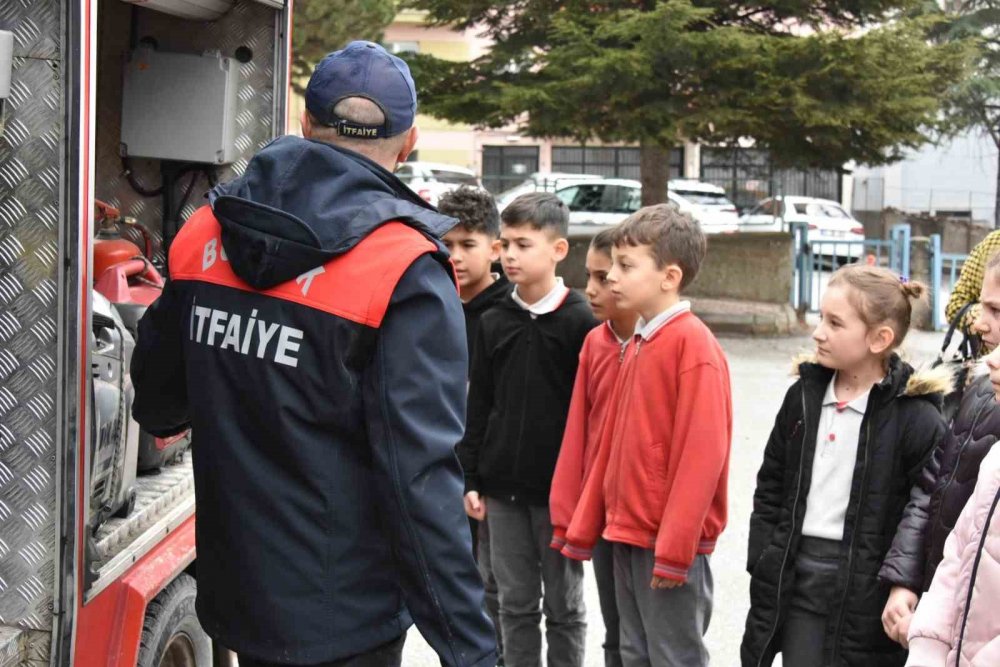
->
xmin=458 ymin=290 xmax=598 ymax=505
xmin=131 ymin=136 xmax=497 ymax=666
xmin=462 ymin=275 xmax=512 ymax=368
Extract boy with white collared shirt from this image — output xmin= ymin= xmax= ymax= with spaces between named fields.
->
xmin=458 ymin=193 xmax=598 ymax=667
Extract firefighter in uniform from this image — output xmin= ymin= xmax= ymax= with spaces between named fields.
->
xmin=132 ymin=41 xmax=498 ymax=667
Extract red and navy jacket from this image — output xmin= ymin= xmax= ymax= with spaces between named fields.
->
xmin=131 ymin=136 xmax=497 ymax=666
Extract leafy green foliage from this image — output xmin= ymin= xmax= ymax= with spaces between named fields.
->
xmin=292 ymin=0 xmax=397 ymax=94
xmin=404 ymin=0 xmax=971 ymax=194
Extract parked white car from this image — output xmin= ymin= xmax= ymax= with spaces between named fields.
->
xmin=553 ymin=178 xmax=740 ymax=232
xmin=496 ymin=172 xmax=602 ymax=211
xmin=739 ymin=196 xmax=865 ymax=259
xmin=394 ymin=161 xmax=483 ymax=206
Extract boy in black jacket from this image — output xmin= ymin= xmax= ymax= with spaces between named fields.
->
xmin=459 ymin=193 xmax=597 ymax=667
xmin=439 ymin=186 xmax=511 ymax=662
xmin=439 ymin=186 xmax=512 ymax=350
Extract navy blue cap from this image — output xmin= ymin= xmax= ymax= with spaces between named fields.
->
xmin=305 ymin=41 xmax=417 ymax=140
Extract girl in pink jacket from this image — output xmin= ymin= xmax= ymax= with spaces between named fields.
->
xmin=906 ymin=441 xmax=1000 ymax=666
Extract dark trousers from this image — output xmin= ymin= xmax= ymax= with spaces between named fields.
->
xmin=487 ymin=498 xmax=586 ymax=667
xmin=613 ymin=544 xmax=713 ymax=667
xmin=477 ymin=515 xmax=504 ymax=660
xmin=239 ymin=636 xmax=405 ymax=667
xmin=593 ymin=538 xmax=623 ymax=667
xmin=779 ymin=536 xmax=840 ymax=666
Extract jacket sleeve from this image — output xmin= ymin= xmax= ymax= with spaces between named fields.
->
xmin=363 ymin=255 xmax=497 ymax=667
xmin=905 ymin=471 xmax=979 ymax=665
xmin=131 ymin=282 xmax=191 ymax=437
xmin=549 ymin=338 xmax=593 ymax=549
xmin=653 ymin=360 xmax=732 ymax=582
xmin=457 ymin=320 xmax=493 ymax=494
xmin=562 ymin=372 xmax=621 ymax=561
xmin=879 ymin=404 xmax=947 ymax=591
xmin=747 ymin=383 xmax=797 ymax=574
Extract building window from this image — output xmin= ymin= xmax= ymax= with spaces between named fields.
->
xmin=384 ymin=41 xmax=419 ymax=55
xmin=551 ymin=145 xmax=684 ymax=180
xmin=700 ymin=147 xmax=841 ymax=212
xmin=482 ymin=145 xmax=541 ymax=194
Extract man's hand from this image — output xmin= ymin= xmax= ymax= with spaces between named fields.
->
xmin=882 ymin=586 xmax=918 ymax=641
xmin=464 ymin=491 xmax=486 ymax=521
xmin=650 ymin=575 xmax=683 ymax=590
xmin=890 ymin=612 xmax=913 ymax=648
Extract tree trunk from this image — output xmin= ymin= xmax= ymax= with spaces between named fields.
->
xmin=995 ymin=144 xmax=1000 ymax=229
xmin=640 ymin=139 xmax=669 ymax=206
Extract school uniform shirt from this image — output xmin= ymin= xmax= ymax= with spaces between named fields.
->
xmin=510 ymin=277 xmax=571 ymax=317
xmin=457 ymin=285 xmax=598 ymax=506
xmin=801 ymin=376 xmax=873 ymax=541
xmin=561 ymin=306 xmax=733 ymax=583
xmin=550 ymin=321 xmax=629 ymax=549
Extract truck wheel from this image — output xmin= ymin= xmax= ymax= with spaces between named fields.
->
xmin=138 ymin=573 xmax=212 ymax=667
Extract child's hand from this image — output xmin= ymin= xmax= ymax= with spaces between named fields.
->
xmin=650 ymin=575 xmax=683 ymax=590
xmin=890 ymin=611 xmax=913 ymax=648
xmin=464 ymin=491 xmax=486 ymax=521
xmin=881 ymin=586 xmax=918 ymax=640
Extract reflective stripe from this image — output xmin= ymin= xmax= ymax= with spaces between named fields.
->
xmin=169 ymin=206 xmax=437 ymax=327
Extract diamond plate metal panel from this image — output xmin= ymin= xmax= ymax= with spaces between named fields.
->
xmin=0 ymin=0 xmax=60 ymax=61
xmin=95 ymin=0 xmax=279 ymax=264
xmin=0 ymin=52 xmax=60 ymax=631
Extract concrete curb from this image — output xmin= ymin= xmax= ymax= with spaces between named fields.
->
xmin=690 ymin=298 xmax=807 ymax=336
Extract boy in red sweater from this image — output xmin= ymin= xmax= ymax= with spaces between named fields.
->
xmin=562 ymin=205 xmax=732 ymax=667
xmin=550 ymin=227 xmax=637 ymax=667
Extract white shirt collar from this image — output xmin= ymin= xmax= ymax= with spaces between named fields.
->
xmin=606 ymin=320 xmax=629 ymax=345
xmin=634 ymin=301 xmax=691 ymax=341
xmin=822 ymin=373 xmax=874 ymax=415
xmin=511 ymin=278 xmax=570 ymax=318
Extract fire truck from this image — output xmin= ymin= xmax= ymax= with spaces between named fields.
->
xmin=0 ymin=0 xmax=291 ymax=663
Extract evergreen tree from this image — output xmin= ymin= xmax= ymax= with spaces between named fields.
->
xmin=292 ymin=0 xmax=396 ymax=94
xmin=405 ymin=0 xmax=970 ymax=204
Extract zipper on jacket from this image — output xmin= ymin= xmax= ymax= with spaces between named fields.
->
xmin=757 ymin=389 xmax=810 ymax=666
xmin=511 ymin=321 xmax=533 ymax=489
xmin=831 ymin=409 xmax=874 ymax=664
xmin=955 ymin=484 xmax=1000 ymax=662
xmin=944 ymin=394 xmax=992 ymax=490
xmin=606 ymin=348 xmax=639 ymax=526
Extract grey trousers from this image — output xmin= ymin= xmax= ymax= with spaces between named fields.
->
xmin=477 ymin=516 xmax=504 ymax=660
xmin=592 ymin=539 xmax=623 ymax=667
xmin=487 ymin=498 xmax=587 ymax=667
xmin=779 ymin=536 xmax=840 ymax=666
xmin=613 ymin=543 xmax=713 ymax=667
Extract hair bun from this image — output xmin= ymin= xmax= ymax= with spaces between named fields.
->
xmin=900 ymin=280 xmax=926 ymax=300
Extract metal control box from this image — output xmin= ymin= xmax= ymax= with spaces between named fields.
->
xmin=121 ymin=48 xmax=239 ymax=164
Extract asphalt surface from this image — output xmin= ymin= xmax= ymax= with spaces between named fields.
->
xmin=401 ymin=326 xmax=946 ymax=666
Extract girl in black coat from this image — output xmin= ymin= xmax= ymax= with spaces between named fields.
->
xmin=741 ymin=265 xmax=950 ymax=667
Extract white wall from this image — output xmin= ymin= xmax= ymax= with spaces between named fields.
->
xmin=853 ymin=131 xmax=998 ymax=223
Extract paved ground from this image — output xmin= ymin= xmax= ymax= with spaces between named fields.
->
xmin=402 ymin=326 xmax=946 ymax=666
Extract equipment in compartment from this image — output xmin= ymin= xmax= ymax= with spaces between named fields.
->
xmin=94 ymin=201 xmax=193 ymax=471
xmin=91 ymin=293 xmax=139 ymax=528
xmin=121 ymin=47 xmax=239 ymax=164
xmin=117 ymin=0 xmax=284 ymax=21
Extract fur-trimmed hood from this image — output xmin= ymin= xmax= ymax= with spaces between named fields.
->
xmin=790 ymin=352 xmax=953 ymax=402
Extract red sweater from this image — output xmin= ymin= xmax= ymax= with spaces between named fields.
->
xmin=549 ymin=322 xmax=626 ymax=549
xmin=562 ymin=311 xmax=732 ymax=582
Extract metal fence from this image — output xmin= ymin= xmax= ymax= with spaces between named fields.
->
xmin=791 ymin=223 xmax=910 ymax=312
xmin=929 ymin=234 xmax=971 ymax=331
